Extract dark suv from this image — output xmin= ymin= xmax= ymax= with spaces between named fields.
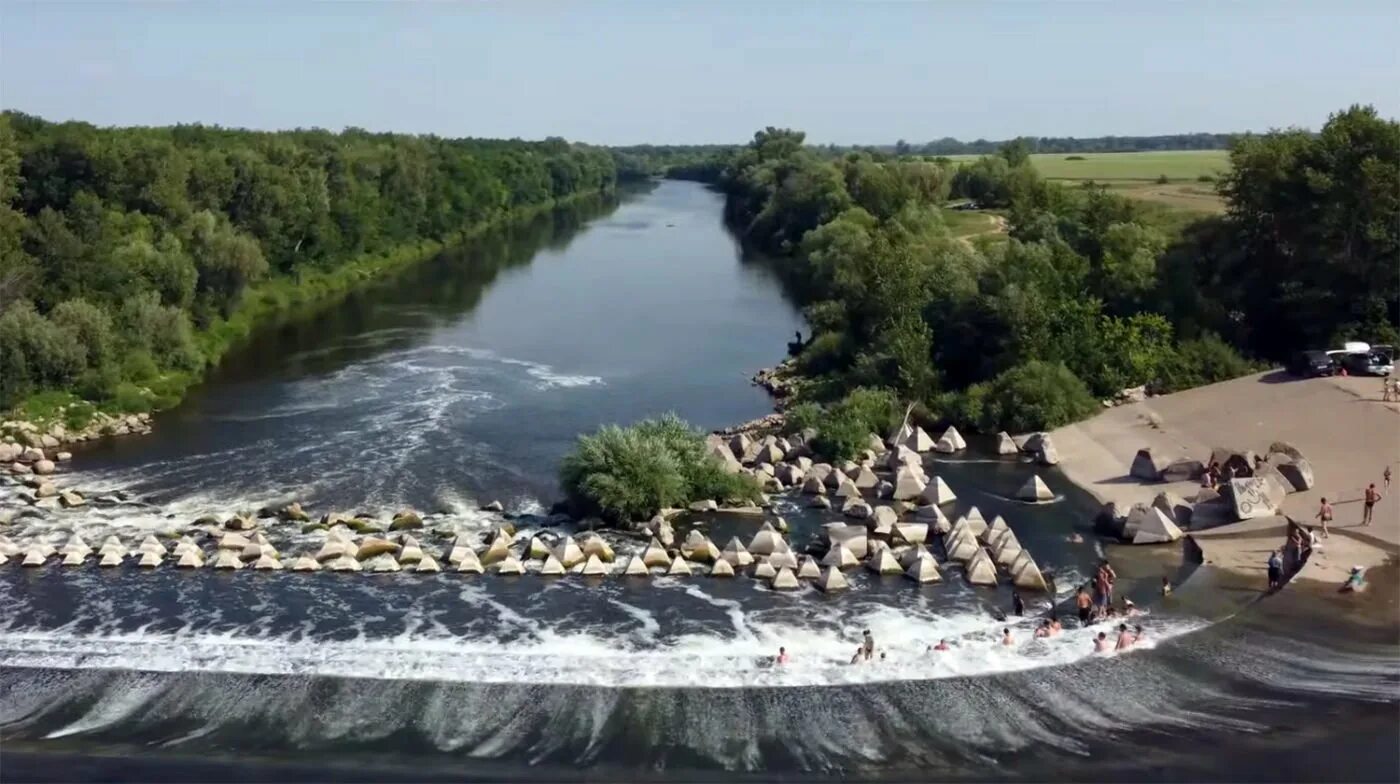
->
xmin=1289 ymin=350 xmax=1336 ymax=377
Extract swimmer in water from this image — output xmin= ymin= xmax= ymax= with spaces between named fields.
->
xmin=1115 ymin=624 xmax=1134 ymax=651
xmin=1161 ymin=576 xmax=1172 ymax=596
xmin=1034 ymin=620 xmax=1051 ymax=638
xmin=850 ymin=647 xmax=864 ymax=665
xmin=880 ymin=651 xmax=887 ymax=662
xmin=1133 ymin=625 xmax=1145 ymax=644
xmin=1050 ymin=618 xmax=1063 ymax=636
xmin=1001 ymin=627 xmax=1014 ymax=646
xmin=775 ymin=647 xmax=789 ymax=665
xmin=1094 ymin=632 xmax=1110 ymax=653
xmin=933 ymin=639 xmax=950 ymax=651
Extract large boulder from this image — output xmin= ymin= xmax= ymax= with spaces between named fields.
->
xmin=775 ymin=463 xmax=805 ymax=486
xmin=1224 ymin=477 xmax=1285 ymax=520
xmin=1210 ymin=448 xmax=1257 ymax=479
xmin=1130 ymin=449 xmax=1166 ymax=481
xmin=841 ymin=498 xmax=873 ymax=520
xmin=755 ymin=442 xmax=785 ymax=465
xmin=709 ymin=443 xmax=743 ymax=474
xmin=32 ymin=459 xmax=55 ymax=476
xmin=1257 ymin=465 xmax=1295 ymax=496
xmin=869 ymin=505 xmax=898 ymax=534
xmin=748 ymin=523 xmax=786 ymax=555
xmin=1033 ymin=435 xmax=1060 ymax=465
xmin=996 ymin=432 xmax=1019 ymax=456
xmin=1161 ymin=458 xmax=1205 ymax=482
xmin=356 ymin=537 xmax=400 ymax=560
xmin=1275 ymin=458 xmax=1316 ymax=492
xmin=801 ymin=475 xmax=827 ymax=495
xmin=389 ymin=510 xmax=424 ymax=531
xmin=1016 ymin=475 xmax=1054 ymax=502
xmin=728 ymin=433 xmax=752 ymax=462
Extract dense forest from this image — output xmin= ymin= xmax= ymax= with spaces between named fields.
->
xmin=0 ymin=112 xmax=616 ymax=412
xmin=889 ymin=133 xmax=1237 ymax=157
xmin=719 ymin=106 xmax=1398 ymax=454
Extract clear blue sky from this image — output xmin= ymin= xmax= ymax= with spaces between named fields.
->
xmin=2 ymin=1 xmax=1396 ymax=144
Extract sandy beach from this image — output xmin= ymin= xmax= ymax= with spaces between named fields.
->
xmin=1053 ymin=370 xmax=1400 ymax=587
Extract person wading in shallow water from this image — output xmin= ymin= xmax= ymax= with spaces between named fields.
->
xmin=862 ymin=629 xmax=875 ymax=661
xmin=1094 ymin=632 xmax=1110 ymax=653
xmin=775 ymin=647 xmax=789 ymax=665
xmin=1076 ymin=588 xmax=1093 ymax=626
xmin=1011 ymin=590 xmax=1025 ymax=617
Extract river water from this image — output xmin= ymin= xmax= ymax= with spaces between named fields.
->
xmin=0 ymin=182 xmax=1396 ymax=781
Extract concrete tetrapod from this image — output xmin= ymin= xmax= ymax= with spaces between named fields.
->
xmin=815 ymin=565 xmax=850 ymax=593
xmin=622 ymin=555 xmax=650 ymax=577
xmin=866 ymin=548 xmax=903 ymax=575
xmin=770 ymin=566 xmax=801 ymax=591
xmin=640 ymin=538 xmax=672 ymax=569
xmin=721 ymin=537 xmax=755 ymax=568
xmin=540 ymin=554 xmax=567 ymax=576
xmin=1009 ymin=551 xmax=1048 ymax=591
xmin=905 ymin=553 xmax=943 ymax=583
xmin=821 ymin=542 xmax=859 ymax=569
xmin=552 ymin=536 xmax=585 ymax=568
xmin=1017 ymin=475 xmax=1054 ymax=502
xmin=964 ymin=548 xmax=998 ymax=586
xmin=919 ymin=476 xmax=957 ymax=507
xmin=709 ymin=558 xmax=735 ymax=578
xmin=666 ymin=554 xmax=693 ymax=577
xmin=494 ymin=553 xmax=525 ymax=575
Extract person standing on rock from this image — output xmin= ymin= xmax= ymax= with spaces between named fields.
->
xmin=1362 ymin=483 xmax=1382 ymax=526
xmin=1266 ymin=550 xmax=1283 ymax=591
xmin=1315 ymin=498 xmax=1333 ymax=538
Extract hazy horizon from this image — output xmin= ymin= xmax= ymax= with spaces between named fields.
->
xmin=2 ymin=1 xmax=1397 ymax=145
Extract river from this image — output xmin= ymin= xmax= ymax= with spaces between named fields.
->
xmin=0 ymin=181 xmax=1396 ymax=781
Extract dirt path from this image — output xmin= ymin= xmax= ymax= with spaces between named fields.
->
xmin=957 ymin=214 xmax=1008 ymax=249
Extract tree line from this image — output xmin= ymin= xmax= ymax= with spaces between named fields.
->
xmin=718 ymin=106 xmax=1397 ymax=454
xmin=890 ymin=133 xmax=1237 ymax=157
xmin=0 ymin=112 xmax=617 ymax=412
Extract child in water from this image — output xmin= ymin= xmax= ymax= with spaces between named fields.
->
xmin=1094 ymin=632 xmax=1111 ymax=653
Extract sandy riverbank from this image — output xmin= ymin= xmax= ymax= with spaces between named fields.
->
xmin=1052 ymin=370 xmax=1399 ymax=587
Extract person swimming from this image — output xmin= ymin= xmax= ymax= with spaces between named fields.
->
xmin=1001 ymin=627 xmax=1014 ymax=646
xmin=1133 ymin=625 xmax=1145 ymax=644
xmin=1050 ymin=618 xmax=1063 ymax=636
xmin=850 ymin=647 xmax=864 ymax=664
xmin=1115 ymin=624 xmax=1134 ymax=651
xmin=775 ymin=647 xmax=789 ymax=665
xmin=1034 ymin=620 xmax=1051 ymax=638
xmin=1094 ymin=632 xmax=1111 ymax=653
xmin=933 ymin=639 xmax=950 ymax=651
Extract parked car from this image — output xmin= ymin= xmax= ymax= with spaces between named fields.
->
xmin=1289 ymin=350 xmax=1337 ymax=377
xmin=1340 ymin=351 xmax=1395 ymax=377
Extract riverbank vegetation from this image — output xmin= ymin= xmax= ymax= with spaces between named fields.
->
xmin=721 ymin=105 xmax=1397 ymax=438
xmin=0 ymin=112 xmax=616 ymax=415
xmin=560 ymin=415 xmax=761 ymax=521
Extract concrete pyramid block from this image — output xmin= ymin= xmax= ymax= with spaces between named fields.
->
xmin=1130 ymin=448 xmax=1166 ymax=481
xmin=756 ymin=443 xmax=785 ymax=464
xmin=816 ymin=565 xmax=849 ymax=592
xmin=580 ymin=553 xmax=609 ymax=576
xmin=176 ymin=549 xmax=205 ymax=568
xmin=681 ymin=533 xmax=721 ymax=563
xmin=889 ymin=421 xmax=914 ymax=448
xmin=367 ymin=556 xmax=401 ymax=572
xmin=454 ymin=548 xmax=484 ymax=573
xmin=20 ymin=547 xmax=49 ymax=567
xmin=356 ymin=537 xmax=399 ymax=561
xmin=980 ymin=515 xmax=1010 ymax=544
xmin=752 ymin=560 xmax=777 ymax=580
xmin=867 ymin=548 xmax=903 ymax=575
xmin=821 ymin=542 xmax=859 ymax=569
xmin=808 ymin=463 xmax=834 ymax=484
xmin=851 ymin=465 xmax=880 ymax=490
xmin=770 ymin=566 xmax=800 ymax=590
xmin=916 ymin=504 xmax=951 ymax=531
xmin=315 ymin=539 xmax=350 ymax=562
xmin=767 ymin=550 xmax=799 ymax=571
xmin=904 ymin=426 xmax=935 ymax=453
xmin=61 ymin=550 xmax=88 ymax=566
xmin=775 ymin=463 xmax=805 ymax=486
xmin=905 ymin=553 xmax=942 ymax=583
xmin=996 ymin=432 xmax=1019 ymax=455
xmin=60 ymin=534 xmax=91 ymax=556
xmin=1017 ymin=475 xmax=1054 ymax=502
xmin=481 ymin=537 xmax=513 ymax=566
xmin=892 ymin=466 xmax=926 ymax=501
xmin=494 ymin=553 xmax=525 ymax=575
xmin=579 ymin=532 xmax=618 ymax=562
xmin=919 ymin=476 xmax=956 ymax=507
xmin=172 ymin=536 xmax=199 ymax=557
xmin=0 ymin=535 xmax=19 ymax=557
xmin=957 ymin=506 xmax=987 ymax=533
xmin=748 ymin=525 xmax=786 ymax=556
xmin=1009 ymin=552 xmax=1048 ymax=591
xmin=893 ymin=522 xmax=929 ymax=545
xmin=540 ymin=554 xmax=567 ymax=576
xmin=721 ymin=537 xmax=754 ymax=567
xmin=641 ymin=538 xmax=672 ymax=568
xmin=414 ymin=554 xmax=440 ymax=573
xmin=666 ymin=554 xmax=693 ymax=576
xmin=326 ymin=555 xmax=361 ymax=572
xmin=527 ymin=536 xmax=551 ymax=560
xmin=797 ymin=556 xmax=821 ymax=579
xmin=552 ymin=536 xmax=585 ymax=568
xmin=898 ymin=545 xmax=932 ymax=569
xmin=622 ymin=555 xmax=650 ymax=576
xmin=446 ymin=545 xmax=473 ymax=565
xmin=709 ymin=558 xmax=735 ymax=577
xmin=137 ymin=549 xmax=163 ymax=568
xmin=992 ymin=535 xmax=1023 ymax=567
xmin=1152 ymin=491 xmax=1193 ymax=527
xmin=824 ymin=468 xmax=849 ymax=488
xmin=801 ymin=476 xmax=827 ymax=495
xmin=99 ymin=550 xmax=124 ymax=567
xmin=944 ymin=531 xmax=981 ymax=562
xmin=212 ymin=549 xmax=243 ymax=570
xmin=290 ymin=556 xmax=321 ymax=572
xmin=254 ymin=553 xmax=284 ymax=571
xmin=1130 ymin=506 xmax=1184 ymax=544
xmin=833 ymin=479 xmax=862 ymax=500
xmin=728 ymin=433 xmax=752 ymax=462
xmin=139 ymin=535 xmax=168 ymax=556
xmin=964 ymin=548 xmax=998 ymax=585
xmin=398 ymin=538 xmax=425 ymax=564
xmin=218 ymin=533 xmax=250 ymax=551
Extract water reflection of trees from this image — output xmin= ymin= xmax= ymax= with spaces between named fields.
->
xmin=212 ymin=192 xmax=623 ymax=381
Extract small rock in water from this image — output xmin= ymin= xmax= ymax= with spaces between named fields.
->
xmin=481 ymin=500 xmax=504 ymax=512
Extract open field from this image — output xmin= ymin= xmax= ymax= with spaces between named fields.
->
xmin=948 ymin=150 xmax=1230 ymax=212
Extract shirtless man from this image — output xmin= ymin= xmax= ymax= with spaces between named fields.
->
xmin=1076 ymin=588 xmax=1093 ymax=626
xmin=1001 ymin=628 xmax=1014 ymax=646
xmin=1049 ymin=618 xmax=1063 ymax=636
xmin=862 ymin=629 xmax=875 ymax=661
xmin=1034 ymin=620 xmax=1051 ymax=639
xmin=1094 ymin=632 xmax=1111 ymax=653
xmin=1363 ymin=483 xmax=1382 ymax=526
xmin=775 ymin=647 xmax=789 ymax=665
xmin=1316 ymin=497 xmax=1333 ymax=538
xmin=1114 ymin=624 xmax=1135 ymax=651
xmin=933 ymin=639 xmax=950 ymax=651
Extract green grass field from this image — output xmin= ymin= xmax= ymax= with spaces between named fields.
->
xmin=948 ymin=150 xmax=1231 ymax=212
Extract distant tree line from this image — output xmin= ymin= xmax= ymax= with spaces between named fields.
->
xmin=887 ymin=133 xmax=1237 ymax=157
xmin=0 ymin=112 xmax=617 ymax=410
xmin=716 ymin=106 xmax=1397 ymax=449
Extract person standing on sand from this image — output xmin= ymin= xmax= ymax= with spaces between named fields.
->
xmin=1316 ymin=497 xmax=1333 ymax=538
xmin=1384 ymin=466 xmax=1392 ymax=489
xmin=1362 ymin=483 xmax=1382 ymax=526
xmin=1267 ymin=550 xmax=1283 ymax=591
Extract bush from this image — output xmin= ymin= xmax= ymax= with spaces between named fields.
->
xmin=111 ymin=382 xmax=155 ymax=414
xmin=831 ymin=387 xmax=901 ymax=437
xmin=782 ymin=402 xmax=822 ymax=435
xmin=559 ymin=414 xmax=760 ymax=521
xmin=0 ymin=301 xmax=87 ymax=407
xmin=1156 ymin=174 xmax=1170 ymax=184
xmin=797 ymin=331 xmax=849 ymax=376
xmin=1064 ymin=155 xmax=1086 ymax=161
xmin=1196 ymin=174 xmax=1215 ymax=183
xmin=972 ymin=360 xmax=1097 ymax=433
xmin=810 ymin=410 xmax=870 ymax=463
xmin=1156 ymin=333 xmax=1256 ymax=392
